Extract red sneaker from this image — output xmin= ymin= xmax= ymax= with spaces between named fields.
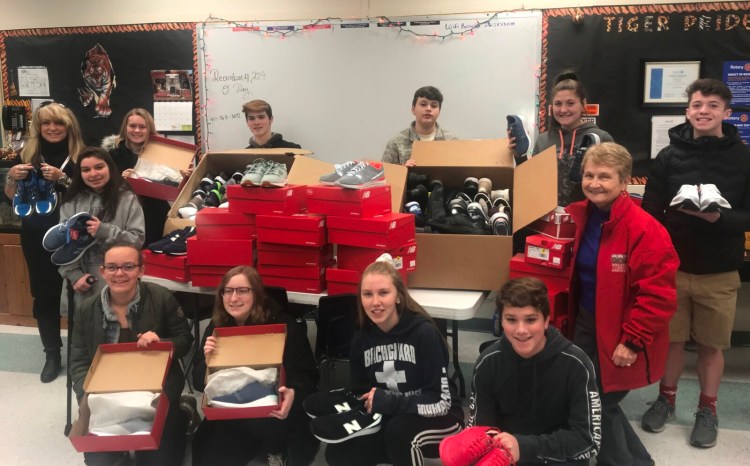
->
xmin=439 ymin=426 xmax=502 ymax=466
xmin=475 ymin=446 xmax=513 ymax=466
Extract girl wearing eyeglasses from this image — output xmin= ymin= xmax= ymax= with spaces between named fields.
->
xmin=57 ymin=147 xmax=145 ymax=319
xmin=3 ymin=102 xmax=85 ymax=383
xmin=191 ymin=266 xmax=318 ymax=466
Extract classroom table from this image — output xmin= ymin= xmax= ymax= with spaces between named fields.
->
xmin=141 ymin=275 xmax=487 ymax=397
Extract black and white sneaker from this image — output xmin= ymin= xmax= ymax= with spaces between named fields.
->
xmin=310 ymin=410 xmax=382 ymax=443
xmin=303 ymin=389 xmax=365 ymax=419
xmin=148 ymin=227 xmax=192 ymax=253
xmin=163 ymin=227 xmax=197 ymax=256
xmin=699 ymin=184 xmax=731 ymax=212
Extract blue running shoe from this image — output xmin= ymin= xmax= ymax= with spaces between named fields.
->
xmin=12 ymin=170 xmax=36 ymax=218
xmin=507 ymin=115 xmax=530 ymax=157
xmin=35 ymin=175 xmax=58 ymax=215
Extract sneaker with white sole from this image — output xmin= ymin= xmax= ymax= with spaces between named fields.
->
xmin=690 ymin=407 xmax=718 ymax=448
xmin=310 ymin=410 xmax=382 ymax=443
xmin=320 ymin=161 xmax=359 ymax=185
xmin=241 ymin=159 xmax=269 ymax=186
xmin=335 ymin=162 xmax=386 ymax=189
xmin=670 ymin=185 xmax=701 ymax=211
xmin=641 ymin=395 xmax=676 ymax=433
xmin=699 ymin=184 xmax=731 ymax=212
xmin=261 ymin=161 xmax=288 ymax=187
xmin=490 ymin=211 xmax=511 ymax=236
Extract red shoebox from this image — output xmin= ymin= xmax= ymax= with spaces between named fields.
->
xmin=528 ymin=208 xmax=576 ymax=239
xmin=187 ymin=236 xmax=255 ymax=266
xmin=509 ymin=253 xmax=572 ymax=294
xmin=336 ymin=240 xmax=417 ymax=273
xmin=202 ymin=324 xmax=287 ymax=420
xmin=549 ymin=290 xmax=570 ymax=336
xmin=196 ymin=208 xmax=256 ymax=240
xmin=525 ymin=234 xmax=574 ymax=270
xmin=326 ymin=266 xmax=408 ymax=296
xmin=261 ymin=274 xmax=327 ymax=294
xmin=69 ymin=342 xmax=173 ymax=452
xmin=189 ymin=265 xmax=235 ymax=288
xmin=257 ymin=243 xmax=334 ymax=267
xmin=327 ymin=213 xmax=414 ymax=249
xmin=126 ymin=136 xmax=196 ymax=201
xmin=142 ymin=250 xmax=190 ymax=282
xmin=258 ymin=260 xmax=333 ymax=280
xmin=226 ymin=184 xmax=306 ymax=216
xmin=256 ymin=214 xmax=327 ymax=247
xmin=306 ymin=184 xmax=391 ymax=218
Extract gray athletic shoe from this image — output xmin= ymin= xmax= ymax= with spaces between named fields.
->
xmin=335 ymin=162 xmax=385 ymax=189
xmin=241 ymin=159 xmax=269 ymax=186
xmin=260 ymin=161 xmax=288 ymax=187
xmin=320 ymin=160 xmax=358 ymax=185
xmin=641 ymin=395 xmax=676 ymax=433
xmin=690 ymin=407 xmax=718 ymax=448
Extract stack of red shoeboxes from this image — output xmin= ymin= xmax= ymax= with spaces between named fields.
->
xmin=307 ymin=184 xmax=417 ymax=295
xmin=142 ymin=250 xmax=191 ymax=283
xmin=510 ymin=208 xmax=577 ymax=334
xmin=186 ymin=207 xmax=257 ymax=287
xmin=255 ymin=213 xmax=333 ymax=293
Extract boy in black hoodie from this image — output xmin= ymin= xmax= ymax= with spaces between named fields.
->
xmin=460 ymin=278 xmax=600 ymax=466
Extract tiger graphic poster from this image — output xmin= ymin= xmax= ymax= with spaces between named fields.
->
xmin=78 ymin=43 xmax=116 ymax=118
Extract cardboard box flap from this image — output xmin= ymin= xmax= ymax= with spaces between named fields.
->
xmin=411 ymin=139 xmax=513 ymax=167
xmin=83 ymin=342 xmax=173 ymax=393
xmin=208 ymin=324 xmax=286 ymax=370
xmin=512 ymin=146 xmax=558 ymax=233
xmin=141 ymin=135 xmax=197 ymax=171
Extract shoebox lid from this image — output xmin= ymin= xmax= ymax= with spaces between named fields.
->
xmin=256 ymin=213 xmax=326 ymax=231
xmin=127 ymin=135 xmax=197 ymax=202
xmin=326 ymin=212 xmax=413 ymax=233
xmin=69 ymin=342 xmax=173 ymax=452
xmin=164 ymin=149 xmax=311 ymax=235
xmin=407 ymin=140 xmax=557 ymax=290
xmin=195 ymin=207 xmax=256 ymax=226
xmin=226 ymin=184 xmax=307 ymax=201
xmin=186 ymin=236 xmax=255 ymax=266
xmin=258 ymin=260 xmax=333 ymax=279
xmin=509 ymin=253 xmax=573 ymax=279
xmin=203 ymin=323 xmax=287 ymax=420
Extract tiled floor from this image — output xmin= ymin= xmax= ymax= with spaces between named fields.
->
xmin=1 ymin=321 xmax=749 ymax=465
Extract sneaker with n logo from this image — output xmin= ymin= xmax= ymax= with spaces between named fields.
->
xmin=302 ymin=389 xmax=365 ymax=418
xmin=310 ymin=410 xmax=382 ymax=443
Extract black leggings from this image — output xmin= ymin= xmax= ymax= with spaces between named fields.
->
xmin=325 ymin=413 xmax=461 ymax=466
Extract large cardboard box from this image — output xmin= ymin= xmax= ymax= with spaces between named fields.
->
xmin=69 ymin=342 xmax=173 ymax=452
xmin=407 ymin=140 xmax=557 ymax=291
xmin=127 ymin=136 xmax=196 ymax=201
xmin=164 ymin=148 xmax=312 ymax=235
xmin=202 ymin=324 xmax=286 ymax=420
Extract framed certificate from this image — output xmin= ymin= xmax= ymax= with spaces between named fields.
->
xmin=642 ymin=60 xmax=702 ymax=106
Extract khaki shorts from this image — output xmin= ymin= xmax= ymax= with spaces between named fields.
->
xmin=670 ymin=270 xmax=740 ymax=350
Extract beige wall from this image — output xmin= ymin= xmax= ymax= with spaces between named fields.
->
xmin=0 ymin=0 xmax=717 ymax=30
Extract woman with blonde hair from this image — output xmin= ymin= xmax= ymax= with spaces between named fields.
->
xmin=3 ymin=101 xmax=84 ymax=382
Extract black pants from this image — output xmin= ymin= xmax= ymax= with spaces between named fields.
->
xmin=21 ymin=224 xmax=63 ymax=356
xmin=83 ymin=402 xmax=188 ymax=466
xmin=574 ymin=309 xmax=652 ymax=466
xmin=325 ymin=413 xmax=461 ymax=466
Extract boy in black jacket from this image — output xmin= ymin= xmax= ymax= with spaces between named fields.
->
xmin=445 ymin=278 xmax=600 ymax=466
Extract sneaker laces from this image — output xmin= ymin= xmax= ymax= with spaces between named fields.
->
xmin=265 ymin=162 xmax=286 ymax=178
xmin=694 ymin=408 xmax=718 ymax=428
xmin=463 ymin=429 xmax=502 ymax=462
xmin=267 ymin=453 xmax=286 ymax=466
xmin=335 ymin=160 xmax=358 ymax=175
xmin=346 ymin=162 xmax=368 ymax=176
xmin=246 ymin=159 xmax=268 ymax=176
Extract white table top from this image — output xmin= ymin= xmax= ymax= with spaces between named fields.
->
xmin=141 ymin=275 xmax=486 ymax=321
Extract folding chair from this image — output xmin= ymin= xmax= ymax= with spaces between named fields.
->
xmin=315 ymin=293 xmax=358 ymax=392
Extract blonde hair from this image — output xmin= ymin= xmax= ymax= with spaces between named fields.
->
xmin=21 ymin=103 xmax=84 ymax=164
xmin=582 ymin=142 xmax=632 ymax=183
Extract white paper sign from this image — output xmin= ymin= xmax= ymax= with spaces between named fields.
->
xmin=17 ymin=66 xmax=50 ymax=97
xmin=651 ymin=115 xmax=685 ymax=158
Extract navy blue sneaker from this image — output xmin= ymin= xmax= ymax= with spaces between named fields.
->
xmin=507 ymin=115 xmax=530 ymax=156
xmin=35 ymin=176 xmax=58 ymax=215
xmin=51 ymin=212 xmax=97 ymax=266
xmin=42 ymin=223 xmax=67 ymax=252
xmin=12 ymin=170 xmax=37 ymax=218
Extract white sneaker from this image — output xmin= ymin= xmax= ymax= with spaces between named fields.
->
xmin=670 ymin=185 xmax=700 ymax=211
xmin=699 ymin=184 xmax=731 ymax=212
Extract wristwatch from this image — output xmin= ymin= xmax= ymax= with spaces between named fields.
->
xmin=5 ymin=173 xmax=16 ymax=186
xmin=58 ymin=174 xmax=72 ymax=188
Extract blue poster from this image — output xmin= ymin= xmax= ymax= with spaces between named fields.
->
xmin=649 ymin=68 xmax=664 ymax=100
xmin=725 ymin=112 xmax=750 ymax=145
xmin=723 ymin=61 xmax=750 ymax=107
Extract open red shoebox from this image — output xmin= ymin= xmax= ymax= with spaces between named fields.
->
xmin=257 ymin=243 xmax=334 ymax=268
xmin=187 ymin=237 xmax=255 ymax=266
xmin=69 ymin=342 xmax=173 ymax=452
xmin=524 ymin=234 xmax=574 ymax=270
xmin=142 ymin=250 xmax=190 ymax=282
xmin=305 ymin=184 xmax=391 ymax=218
xmin=226 ymin=184 xmax=307 ymax=216
xmin=336 ymin=240 xmax=417 ymax=273
xmin=528 ymin=207 xmax=576 ymax=239
xmin=327 ymin=212 xmax=414 ymax=249
xmin=196 ymin=208 xmax=256 ymax=240
xmin=202 ymin=324 xmax=286 ymax=420
xmin=126 ymin=136 xmax=196 ymax=201
xmin=256 ymin=214 xmax=327 ymax=247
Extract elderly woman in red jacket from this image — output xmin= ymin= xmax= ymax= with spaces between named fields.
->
xmin=565 ymin=142 xmax=678 ymax=466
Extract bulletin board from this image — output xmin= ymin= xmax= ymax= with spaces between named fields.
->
xmin=1 ymin=23 xmax=196 ymax=146
xmin=198 ymin=12 xmax=542 ymax=163
xmin=542 ymin=2 xmax=750 ymax=173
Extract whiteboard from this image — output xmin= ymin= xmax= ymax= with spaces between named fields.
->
xmin=199 ymin=13 xmax=542 ymax=163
